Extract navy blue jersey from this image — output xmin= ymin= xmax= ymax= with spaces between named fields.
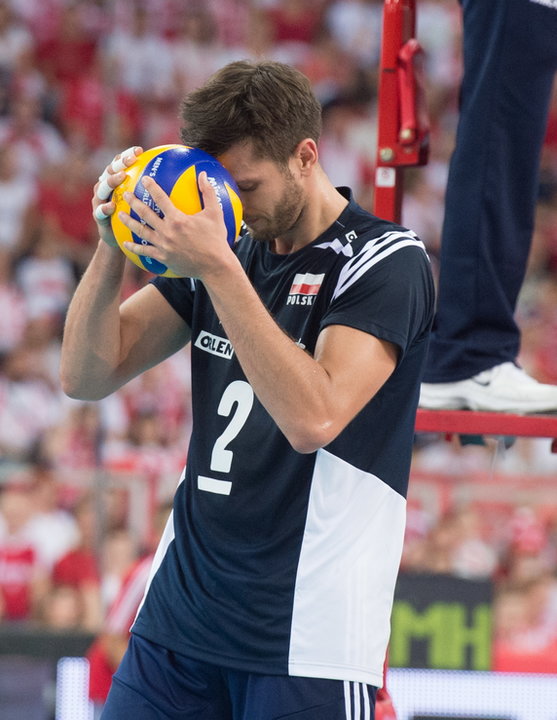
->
xmin=132 ymin=189 xmax=434 ymax=687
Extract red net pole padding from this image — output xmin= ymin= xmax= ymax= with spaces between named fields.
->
xmin=374 ymin=4 xmax=430 ymax=717
xmin=373 ymin=0 xmax=429 ymax=223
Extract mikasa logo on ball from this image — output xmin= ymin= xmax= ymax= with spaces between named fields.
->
xmin=207 ymin=175 xmax=224 ymax=211
xmin=195 ymin=331 xmax=234 ymax=359
xmin=149 ymin=157 xmax=163 ymax=176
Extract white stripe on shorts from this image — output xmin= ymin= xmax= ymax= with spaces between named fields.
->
xmin=354 ymin=682 xmax=362 ymax=718
xmin=344 ymin=681 xmax=352 ymax=719
xmin=343 ymin=681 xmax=372 ymax=719
xmin=361 ymin=682 xmax=372 ymax=720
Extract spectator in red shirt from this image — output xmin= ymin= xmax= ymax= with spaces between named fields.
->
xmin=30 ymin=150 xmax=99 ymax=273
xmin=266 ymin=0 xmax=324 ymax=46
xmin=58 ymin=54 xmax=143 ymax=152
xmin=52 ymin=494 xmax=102 ymax=633
xmin=36 ymin=3 xmax=97 ymax=92
xmin=0 ymin=484 xmax=49 ymax=621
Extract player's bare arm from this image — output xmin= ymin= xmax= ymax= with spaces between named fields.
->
xmin=203 ymin=270 xmax=398 ymax=454
xmin=60 ymin=151 xmax=191 ymax=401
xmin=119 ymin=173 xmax=398 ymax=453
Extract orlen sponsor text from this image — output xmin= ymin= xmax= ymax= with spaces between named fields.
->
xmin=194 ymin=330 xmax=234 ymax=358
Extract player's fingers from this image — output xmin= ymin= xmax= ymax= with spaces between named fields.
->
xmin=139 ymin=176 xmax=174 ymax=215
xmin=98 ymin=146 xmax=142 ymax=183
xmin=122 ymin=221 xmax=155 ymax=253
xmin=96 ymin=147 xmax=143 ymax=200
xmin=96 ymin=169 xmax=128 ymax=201
xmin=109 ymin=145 xmax=143 ymax=174
xmin=96 ymin=172 xmax=126 ymax=201
xmin=96 ymin=177 xmax=113 ymax=201
xmin=94 ymin=203 xmax=112 ymax=222
xmin=197 ymin=171 xmax=222 ymax=213
xmin=123 ymin=241 xmax=157 ymax=260
xmin=119 ymin=194 xmax=160 ymax=237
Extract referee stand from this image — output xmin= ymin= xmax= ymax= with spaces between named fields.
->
xmin=374 ymin=0 xmax=557 ymax=716
xmin=374 ymin=0 xmax=557 ymax=446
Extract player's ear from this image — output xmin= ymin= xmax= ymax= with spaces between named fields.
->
xmin=296 ymin=138 xmax=318 ymax=174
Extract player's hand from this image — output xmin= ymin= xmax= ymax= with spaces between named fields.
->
xmin=119 ymin=171 xmax=233 ymax=279
xmin=92 ymin=146 xmax=143 ymax=248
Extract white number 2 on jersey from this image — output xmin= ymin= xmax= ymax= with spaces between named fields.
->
xmin=198 ymin=381 xmax=254 ymax=495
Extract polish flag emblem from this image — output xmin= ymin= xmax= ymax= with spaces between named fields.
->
xmin=289 ymin=273 xmax=325 ymax=296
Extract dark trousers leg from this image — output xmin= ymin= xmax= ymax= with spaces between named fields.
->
xmin=424 ymin=0 xmax=557 ymax=382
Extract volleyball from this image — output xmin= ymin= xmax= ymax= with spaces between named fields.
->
xmin=110 ymin=144 xmax=243 ymax=277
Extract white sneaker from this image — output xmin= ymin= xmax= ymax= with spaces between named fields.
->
xmin=419 ymin=362 xmax=557 ymax=413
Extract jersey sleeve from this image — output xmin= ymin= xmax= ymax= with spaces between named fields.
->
xmin=150 ymin=276 xmax=196 ymax=327
xmin=321 ymin=242 xmax=434 ymax=360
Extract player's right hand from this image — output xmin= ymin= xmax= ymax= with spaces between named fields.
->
xmin=92 ymin=146 xmax=143 ymax=247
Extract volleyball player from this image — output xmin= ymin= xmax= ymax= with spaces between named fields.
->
xmin=61 ymin=60 xmax=434 ymax=720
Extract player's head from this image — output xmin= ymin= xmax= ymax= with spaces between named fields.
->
xmin=179 ymin=60 xmax=322 ymax=166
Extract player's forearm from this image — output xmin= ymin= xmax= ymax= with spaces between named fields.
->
xmin=203 ymin=262 xmax=336 ymax=453
xmin=60 ymin=240 xmax=128 ymax=400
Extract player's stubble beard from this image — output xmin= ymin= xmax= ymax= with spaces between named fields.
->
xmin=246 ymin=169 xmax=306 ymax=246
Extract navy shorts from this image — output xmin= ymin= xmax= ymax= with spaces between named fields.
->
xmin=101 ymin=634 xmax=377 ymax=720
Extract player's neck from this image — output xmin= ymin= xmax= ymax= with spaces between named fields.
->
xmin=272 ymin=178 xmax=348 ymax=255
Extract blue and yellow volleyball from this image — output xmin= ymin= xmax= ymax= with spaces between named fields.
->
xmin=111 ymin=144 xmax=243 ymax=277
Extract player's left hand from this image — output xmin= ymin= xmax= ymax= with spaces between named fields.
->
xmin=93 ymin=146 xmax=143 ymax=248
xmin=120 ymin=172 xmax=233 ymax=279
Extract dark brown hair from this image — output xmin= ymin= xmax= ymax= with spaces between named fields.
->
xmin=179 ymin=60 xmax=322 ymax=164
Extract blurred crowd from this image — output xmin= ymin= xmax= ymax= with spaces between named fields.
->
xmin=0 ymin=0 xmax=556 ymax=684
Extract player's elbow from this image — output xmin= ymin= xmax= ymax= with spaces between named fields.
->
xmin=60 ymin=380 xmax=100 ymax=402
xmin=60 ymin=370 xmax=109 ymax=402
xmin=286 ymin=418 xmax=338 ymax=454
xmin=60 ymin=371 xmax=81 ymax=400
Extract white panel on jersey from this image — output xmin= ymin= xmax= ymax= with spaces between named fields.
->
xmin=288 ymin=448 xmax=406 ymax=687
xmin=132 ymin=467 xmax=184 ymax=624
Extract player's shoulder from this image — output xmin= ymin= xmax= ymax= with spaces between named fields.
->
xmin=337 ymin=198 xmax=429 ymax=268
xmin=349 ymin=206 xmax=421 ymax=247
